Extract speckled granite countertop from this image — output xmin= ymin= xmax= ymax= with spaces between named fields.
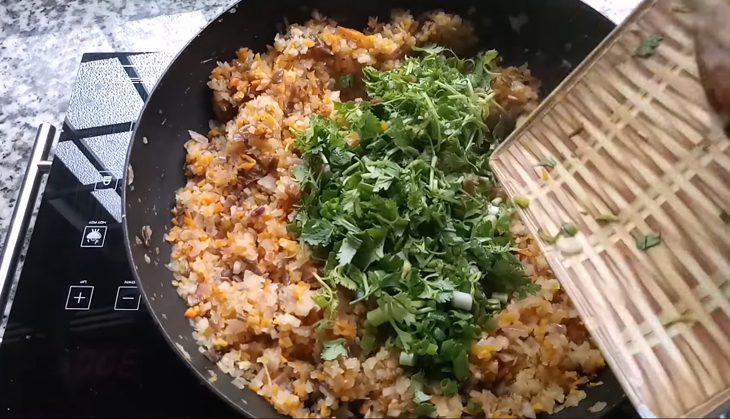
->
xmin=0 ymin=0 xmax=638 ymax=239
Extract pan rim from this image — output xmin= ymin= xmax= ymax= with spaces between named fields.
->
xmin=121 ymin=1 xmax=266 ymax=417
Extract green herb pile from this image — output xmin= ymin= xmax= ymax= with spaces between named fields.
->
xmin=291 ymin=47 xmax=536 ymax=384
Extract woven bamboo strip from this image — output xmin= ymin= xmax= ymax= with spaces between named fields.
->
xmin=491 ymin=0 xmax=730 ymax=416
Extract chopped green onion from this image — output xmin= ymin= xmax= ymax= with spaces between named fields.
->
xmin=366 ymin=307 xmax=389 ymax=327
xmin=558 ymin=237 xmax=583 ymax=255
xmin=413 ymin=389 xmax=431 ymax=405
xmin=491 ymin=292 xmax=509 ymax=304
xmin=485 ymin=298 xmax=501 ymax=310
xmin=337 ymin=74 xmax=354 ymax=89
xmin=399 ymin=351 xmax=415 ymax=366
xmin=535 ymin=157 xmax=556 ymax=169
xmin=439 ymin=378 xmax=458 ymax=396
xmin=596 ymin=213 xmax=619 ymax=223
xmin=401 ymin=259 xmax=412 ymax=279
xmin=538 ymin=228 xmax=561 ymax=244
xmin=451 ymin=291 xmax=473 ymax=311
xmin=662 ymin=315 xmax=696 ymax=328
xmin=414 ymin=402 xmax=436 ymax=418
xmin=560 ymin=222 xmax=578 ymax=237
xmin=465 ymin=398 xmax=483 ymax=415
xmin=513 ymin=196 xmax=530 ymax=209
xmin=424 ymin=342 xmax=438 ymax=356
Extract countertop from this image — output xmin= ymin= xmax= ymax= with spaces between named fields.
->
xmin=0 ymin=0 xmax=638 ymax=239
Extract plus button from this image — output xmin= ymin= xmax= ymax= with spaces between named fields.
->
xmin=73 ymin=292 xmax=86 ymax=304
xmin=65 ymin=286 xmax=94 ymax=310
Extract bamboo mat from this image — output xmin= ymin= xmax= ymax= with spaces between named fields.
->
xmin=491 ymin=0 xmax=730 ymax=417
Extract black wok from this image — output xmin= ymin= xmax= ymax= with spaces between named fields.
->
xmin=123 ymin=1 xmax=626 ymax=417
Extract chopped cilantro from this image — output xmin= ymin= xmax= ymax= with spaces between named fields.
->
xmin=321 ymin=339 xmax=349 ymax=361
xmin=293 ymin=48 xmax=535 ymax=383
xmin=336 ymin=235 xmax=361 ymax=266
xmin=360 ymin=330 xmax=377 ymax=355
xmin=300 ymin=219 xmax=335 ymax=246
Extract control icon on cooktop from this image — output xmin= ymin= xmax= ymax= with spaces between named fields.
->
xmin=94 ymin=170 xmax=119 ymax=190
xmin=114 ymin=286 xmax=141 ymax=311
xmin=80 ymin=225 xmax=107 ymax=247
xmin=65 ymin=285 xmax=94 ymax=310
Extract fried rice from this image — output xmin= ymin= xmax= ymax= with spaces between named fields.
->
xmin=166 ymin=11 xmax=605 ymax=418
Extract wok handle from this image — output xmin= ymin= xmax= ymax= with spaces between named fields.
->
xmin=0 ymin=123 xmax=56 ymax=312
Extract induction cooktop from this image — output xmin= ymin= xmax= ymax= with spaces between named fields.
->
xmin=0 ymin=53 xmax=236 ymax=418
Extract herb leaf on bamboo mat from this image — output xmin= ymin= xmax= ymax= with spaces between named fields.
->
xmin=634 ymin=34 xmax=663 ymax=58
xmin=636 ymin=233 xmax=662 ymax=251
xmin=513 ymin=196 xmax=530 ymax=208
xmin=293 ymin=48 xmax=535 ymax=381
xmin=561 ymin=222 xmax=578 ymax=237
xmin=536 ymin=157 xmax=557 ymax=169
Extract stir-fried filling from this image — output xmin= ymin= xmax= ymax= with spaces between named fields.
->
xmin=167 ymin=12 xmax=604 ymax=419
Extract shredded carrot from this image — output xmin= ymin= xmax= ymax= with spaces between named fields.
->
xmin=239 ymin=154 xmax=257 ymax=171
xmin=183 ymin=214 xmax=195 ymax=228
xmin=335 ymin=27 xmax=374 ymax=48
xmin=517 ymin=248 xmax=533 ymax=256
xmin=334 ymin=317 xmax=357 ymax=338
xmin=184 ymin=306 xmax=199 ymax=319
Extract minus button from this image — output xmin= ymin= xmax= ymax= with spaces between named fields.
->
xmin=114 ymin=286 xmax=141 ymax=311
